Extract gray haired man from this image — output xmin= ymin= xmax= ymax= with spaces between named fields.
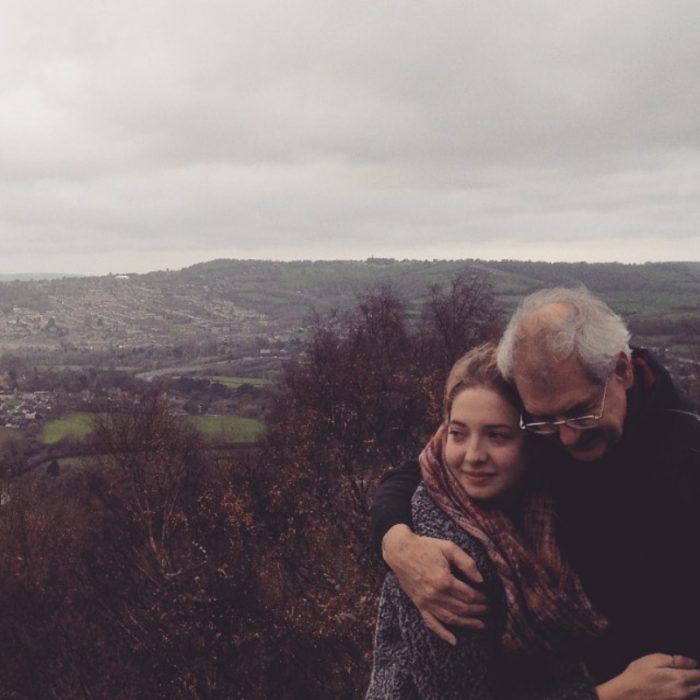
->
xmin=371 ymin=287 xmax=700 ymax=682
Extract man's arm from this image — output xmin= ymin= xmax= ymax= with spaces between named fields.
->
xmin=370 ymin=462 xmax=488 ymax=645
xmin=369 ymin=460 xmax=421 ymax=557
xmin=370 ymin=540 xmax=598 ymax=700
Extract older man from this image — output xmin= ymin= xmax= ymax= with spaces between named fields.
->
xmin=371 ymin=287 xmax=700 ymax=682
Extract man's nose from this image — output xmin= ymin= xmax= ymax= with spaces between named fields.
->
xmin=557 ymin=423 xmax=581 ymax=447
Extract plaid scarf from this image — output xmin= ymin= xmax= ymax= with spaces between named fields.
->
xmin=419 ymin=423 xmax=607 ymax=658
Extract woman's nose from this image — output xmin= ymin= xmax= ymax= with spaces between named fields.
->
xmin=465 ymin=439 xmax=487 ymax=464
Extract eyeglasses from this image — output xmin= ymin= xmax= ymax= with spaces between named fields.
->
xmin=519 ymin=378 xmax=609 ymax=435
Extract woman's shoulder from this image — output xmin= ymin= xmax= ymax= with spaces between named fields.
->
xmin=410 ymin=483 xmax=470 ymax=543
xmin=411 ymin=484 xmax=497 ymax=584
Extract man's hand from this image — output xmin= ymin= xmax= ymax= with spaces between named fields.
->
xmin=382 ymin=524 xmax=488 ymax=645
xmin=596 ymin=653 xmax=700 ymax=700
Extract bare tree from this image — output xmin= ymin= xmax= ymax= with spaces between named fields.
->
xmin=422 ymin=272 xmax=502 ymax=371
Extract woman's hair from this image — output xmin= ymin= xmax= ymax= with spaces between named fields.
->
xmin=444 ymin=341 xmax=522 ymax=418
xmin=497 ymin=287 xmax=631 ymax=383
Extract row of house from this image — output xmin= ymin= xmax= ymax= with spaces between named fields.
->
xmin=0 ymin=391 xmax=53 ymax=429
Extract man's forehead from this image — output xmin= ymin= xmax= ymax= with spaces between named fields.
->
xmin=521 ymin=302 xmax=572 ymax=331
xmin=513 ymin=356 xmax=600 ymax=414
xmin=518 ymin=382 xmax=600 ymax=417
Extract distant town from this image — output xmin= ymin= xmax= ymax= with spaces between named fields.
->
xmin=1 ymin=258 xmax=698 ymax=476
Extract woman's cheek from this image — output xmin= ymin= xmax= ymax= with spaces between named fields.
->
xmin=444 ymin=443 xmax=464 ymax=471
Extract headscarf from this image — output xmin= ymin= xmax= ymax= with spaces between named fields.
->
xmin=419 ymin=423 xmax=607 ymax=658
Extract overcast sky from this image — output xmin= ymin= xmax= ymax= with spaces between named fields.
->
xmin=1 ymin=0 xmax=699 ymax=275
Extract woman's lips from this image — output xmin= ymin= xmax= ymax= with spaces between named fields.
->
xmin=462 ymin=472 xmax=496 ymax=482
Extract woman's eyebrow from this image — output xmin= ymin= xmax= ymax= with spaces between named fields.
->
xmin=448 ymin=419 xmax=467 ymax=427
xmin=449 ymin=419 xmax=513 ymax=430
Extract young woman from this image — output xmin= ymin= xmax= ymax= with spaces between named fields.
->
xmin=366 ymin=343 xmax=699 ymax=700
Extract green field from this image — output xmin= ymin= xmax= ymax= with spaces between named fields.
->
xmin=38 ymin=365 xmax=141 ymax=374
xmin=56 ymin=456 xmax=95 ymax=468
xmin=39 ymin=412 xmax=264 ymax=445
xmin=211 ymin=376 xmax=273 ymax=389
xmin=39 ymin=413 xmax=97 ymax=445
xmin=668 ymin=343 xmax=697 ymax=357
xmin=37 ymin=364 xmax=87 ymax=372
xmin=186 ymin=414 xmax=264 ymax=442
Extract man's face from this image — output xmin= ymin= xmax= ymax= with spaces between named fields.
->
xmin=513 ymin=353 xmax=633 ymax=462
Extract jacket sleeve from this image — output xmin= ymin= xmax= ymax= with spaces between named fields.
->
xmin=369 ymin=460 xmax=421 ymax=559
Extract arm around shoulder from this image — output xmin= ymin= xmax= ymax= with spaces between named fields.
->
xmin=366 ymin=566 xmax=501 ymax=700
xmin=368 ymin=488 xmax=599 ymax=700
xmin=369 ymin=460 xmax=421 ymax=559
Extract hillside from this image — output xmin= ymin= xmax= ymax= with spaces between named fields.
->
xmin=0 ymin=259 xmax=698 ymax=365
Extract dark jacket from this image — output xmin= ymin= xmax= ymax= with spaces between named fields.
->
xmin=369 ymin=350 xmax=700 ymax=681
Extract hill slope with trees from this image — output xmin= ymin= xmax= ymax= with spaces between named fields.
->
xmin=0 ymin=258 xmax=698 ymax=365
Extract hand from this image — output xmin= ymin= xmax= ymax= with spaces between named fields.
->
xmin=597 ymin=653 xmax=700 ymax=700
xmin=381 ymin=524 xmax=488 ymax=645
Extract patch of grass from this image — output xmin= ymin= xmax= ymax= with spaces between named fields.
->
xmin=668 ymin=343 xmax=697 ymax=357
xmin=39 ymin=412 xmax=264 ymax=446
xmin=56 ymin=456 xmax=96 ymax=468
xmin=39 ymin=413 xmax=97 ymax=445
xmin=186 ymin=414 xmax=264 ymax=443
xmin=211 ymin=376 xmax=273 ymax=389
xmin=38 ymin=364 xmax=88 ymax=372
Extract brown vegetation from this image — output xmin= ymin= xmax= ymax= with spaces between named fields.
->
xmin=0 ymin=277 xmax=502 ymax=698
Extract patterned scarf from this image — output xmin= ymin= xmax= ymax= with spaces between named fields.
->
xmin=419 ymin=423 xmax=607 ymax=658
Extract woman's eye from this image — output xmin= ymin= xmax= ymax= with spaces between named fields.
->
xmin=448 ymin=429 xmax=465 ymax=440
xmin=489 ymin=431 xmax=511 ymax=442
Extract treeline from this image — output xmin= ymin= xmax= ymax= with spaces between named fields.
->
xmin=0 ymin=275 xmax=500 ymax=699
xmin=0 ymin=357 xmax=143 ymax=396
xmin=0 ymin=357 xmax=272 ymax=419
xmin=0 ymin=280 xmax=52 ymax=313
xmin=483 ymin=259 xmax=700 ymax=293
xmin=2 ymin=259 xmax=698 ymax=397
xmin=627 ymin=314 xmax=700 ymax=337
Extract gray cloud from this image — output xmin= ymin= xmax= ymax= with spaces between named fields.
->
xmin=1 ymin=0 xmax=699 ymax=274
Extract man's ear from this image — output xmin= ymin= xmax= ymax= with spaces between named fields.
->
xmin=613 ymin=352 xmax=634 ymax=389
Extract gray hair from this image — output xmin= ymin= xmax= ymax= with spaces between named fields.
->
xmin=496 ymin=287 xmax=631 ymax=383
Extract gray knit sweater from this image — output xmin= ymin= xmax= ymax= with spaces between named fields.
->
xmin=365 ymin=485 xmax=598 ymax=700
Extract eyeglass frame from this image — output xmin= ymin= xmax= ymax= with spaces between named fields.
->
xmin=519 ymin=377 xmax=610 ymax=435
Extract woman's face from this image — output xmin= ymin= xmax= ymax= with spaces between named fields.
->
xmin=444 ymin=386 xmax=526 ymax=501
